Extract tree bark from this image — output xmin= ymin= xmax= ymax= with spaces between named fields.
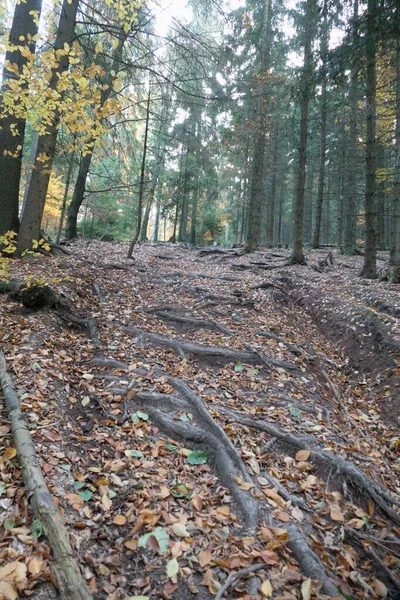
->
xmin=56 ymin=153 xmax=75 ymax=244
xmin=360 ymin=0 xmax=377 ymax=278
xmin=312 ymin=0 xmax=328 ymax=249
xmin=0 ymin=0 xmax=42 ymax=235
xmin=128 ymin=88 xmax=151 ymax=257
xmin=390 ymin=36 xmax=400 ymax=266
xmin=343 ymin=0 xmax=359 ymax=255
xmin=289 ymin=0 xmax=316 ymax=264
xmin=17 ymin=0 xmax=79 ymax=254
xmin=65 ymin=32 xmax=127 ymax=241
xmin=246 ymin=0 xmax=273 ymax=252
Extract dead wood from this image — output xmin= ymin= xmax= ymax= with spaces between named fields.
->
xmin=89 ymin=357 xmax=129 ymax=370
xmin=0 ymin=279 xmax=72 ymax=311
xmin=257 ymin=331 xmax=304 ymax=356
xmin=0 ymin=351 xmax=92 ymax=600
xmin=118 ymin=325 xmax=296 ymax=370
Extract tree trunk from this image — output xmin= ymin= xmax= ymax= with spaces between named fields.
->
xmin=178 ymin=144 xmax=191 ymax=242
xmin=360 ymin=0 xmax=377 ymax=278
xmin=127 ymin=88 xmax=151 ymax=257
xmin=390 ymin=36 xmax=400 ymax=266
xmin=65 ymin=32 xmax=127 ymax=241
xmin=343 ymin=0 xmax=359 ymax=254
xmin=17 ymin=0 xmax=79 ymax=254
xmin=312 ymin=0 xmax=328 ymax=249
xmin=267 ymin=126 xmax=279 ymax=246
xmin=246 ymin=0 xmax=273 ymax=252
xmin=56 ymin=153 xmax=75 ymax=244
xmin=0 ymin=0 xmax=42 ymax=235
xmin=64 ymin=152 xmax=92 ymax=240
xmin=289 ymin=0 xmax=316 ymax=264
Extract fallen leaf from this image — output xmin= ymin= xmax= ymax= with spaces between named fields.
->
xmin=260 ymin=579 xmax=273 ymax=597
xmin=330 ymin=507 xmax=345 ymax=522
xmin=296 ymin=449 xmax=311 ymax=461
xmin=113 ymin=515 xmax=127 ymax=526
xmin=166 ymin=558 xmax=179 ymax=578
xmin=0 ymin=581 xmax=18 ymax=600
xmin=2 ymin=448 xmax=17 ymax=460
xmin=199 ymin=549 xmax=212 ymax=567
xmin=172 ymin=523 xmax=190 ymax=538
xmin=28 ymin=558 xmax=43 ymax=576
xmin=372 ymin=579 xmax=388 ymax=598
xmin=301 ymin=578 xmax=312 ymax=600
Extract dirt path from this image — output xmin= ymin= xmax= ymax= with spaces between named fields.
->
xmin=0 ymin=242 xmax=399 ymax=600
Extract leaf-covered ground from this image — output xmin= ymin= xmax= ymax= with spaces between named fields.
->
xmin=0 ymin=241 xmax=399 ymax=600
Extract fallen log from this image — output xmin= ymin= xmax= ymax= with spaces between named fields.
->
xmin=0 ymin=351 xmax=92 ymax=600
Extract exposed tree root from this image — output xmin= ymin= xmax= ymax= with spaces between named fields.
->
xmin=134 ymin=390 xmax=259 ymax=530
xmin=132 ymin=380 xmax=339 ymax=596
xmin=148 ymin=308 xmax=232 ymax=335
xmin=92 ymin=282 xmax=105 ymax=304
xmin=218 ymin=407 xmax=400 ymax=525
xmin=0 ymin=351 xmax=92 ymax=600
xmin=59 ymin=313 xmax=100 ymax=345
xmin=198 ymin=247 xmax=245 ymax=257
xmin=346 ymin=528 xmax=400 ymax=594
xmin=214 ymin=563 xmax=267 ymax=600
xmin=117 ymin=325 xmax=296 ymax=370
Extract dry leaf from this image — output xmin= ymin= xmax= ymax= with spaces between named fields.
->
xmin=372 ymin=579 xmax=388 ymax=598
xmin=260 ymin=579 xmax=273 ymax=597
xmin=296 ymin=449 xmax=311 ymax=461
xmin=301 ymin=577 xmax=312 ymax=600
xmin=199 ymin=549 xmax=212 ymax=567
xmin=191 ymin=495 xmax=203 ymax=511
xmin=28 ymin=558 xmax=43 ymax=576
xmin=2 ymin=448 xmax=17 ymax=460
xmin=330 ymin=507 xmax=345 ymax=522
xmin=0 ymin=581 xmax=18 ymax=600
xmin=172 ymin=523 xmax=190 ymax=538
xmin=166 ymin=558 xmax=179 ymax=578
xmin=277 ymin=511 xmax=290 ymax=522
xmin=124 ymin=539 xmax=137 ymax=550
xmin=113 ymin=515 xmax=127 ymax=526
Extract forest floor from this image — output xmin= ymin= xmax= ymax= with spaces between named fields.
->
xmin=0 ymin=241 xmax=399 ymax=600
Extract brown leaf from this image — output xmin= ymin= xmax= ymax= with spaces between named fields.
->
xmin=191 ymin=495 xmax=203 ymax=511
xmin=113 ymin=515 xmax=127 ymax=526
xmin=199 ymin=549 xmax=212 ymax=567
xmin=372 ymin=579 xmax=388 ymax=598
xmin=330 ymin=507 xmax=345 ymax=522
xmin=28 ymin=558 xmax=43 ymax=576
xmin=295 ymin=449 xmax=311 ymax=461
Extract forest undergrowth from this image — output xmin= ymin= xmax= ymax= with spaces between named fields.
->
xmin=0 ymin=241 xmax=399 ymax=600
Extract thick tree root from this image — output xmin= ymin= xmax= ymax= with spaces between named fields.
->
xmin=148 ymin=307 xmax=232 ymax=335
xmin=218 ymin=407 xmax=400 ymax=525
xmin=117 ymin=325 xmax=296 ymax=370
xmin=134 ymin=388 xmax=259 ymax=530
xmin=0 ymin=351 xmax=92 ymax=600
xmin=132 ymin=379 xmax=339 ymax=596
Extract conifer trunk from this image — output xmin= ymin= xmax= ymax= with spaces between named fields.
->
xmin=360 ymin=0 xmax=377 ymax=278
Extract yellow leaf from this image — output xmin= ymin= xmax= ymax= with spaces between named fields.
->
xmin=2 ymin=448 xmax=17 ymax=460
xmin=296 ymin=449 xmax=311 ymax=461
xmin=28 ymin=557 xmax=43 ymax=575
xmin=0 ymin=562 xmax=18 ymax=580
xmin=301 ymin=578 xmax=312 ymax=600
xmin=260 ymin=579 xmax=273 ymax=597
xmin=0 ymin=581 xmax=18 ymax=600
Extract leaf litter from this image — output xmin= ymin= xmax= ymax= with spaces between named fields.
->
xmin=0 ymin=240 xmax=399 ymax=600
